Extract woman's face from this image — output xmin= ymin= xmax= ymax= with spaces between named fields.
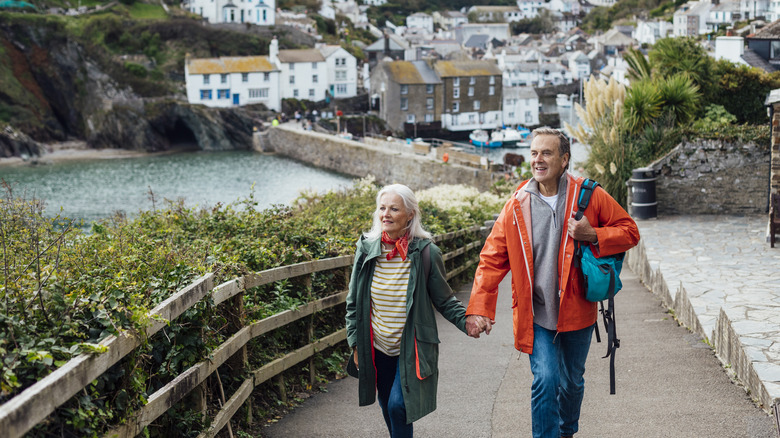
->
xmin=378 ymin=192 xmax=413 ymax=239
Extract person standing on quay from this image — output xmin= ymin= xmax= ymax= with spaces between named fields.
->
xmin=345 ymin=184 xmax=468 ymax=438
xmin=465 ymin=128 xmax=640 ymax=438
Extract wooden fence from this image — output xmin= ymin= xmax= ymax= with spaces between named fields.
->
xmin=0 ymin=222 xmax=493 ymax=438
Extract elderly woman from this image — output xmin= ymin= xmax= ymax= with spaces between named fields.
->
xmin=345 ymin=184 xmax=468 ymax=438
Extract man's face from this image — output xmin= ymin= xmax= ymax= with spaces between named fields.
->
xmin=529 ymin=134 xmax=569 ymax=187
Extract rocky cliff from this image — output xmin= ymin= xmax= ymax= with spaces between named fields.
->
xmin=0 ymin=14 xmax=273 ymax=157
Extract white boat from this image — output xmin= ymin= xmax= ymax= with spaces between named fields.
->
xmin=470 ymin=129 xmax=502 ymax=148
xmin=490 ymin=126 xmax=531 ymax=148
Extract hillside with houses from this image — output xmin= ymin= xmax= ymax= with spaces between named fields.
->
xmin=0 ymin=0 xmax=778 ymax=153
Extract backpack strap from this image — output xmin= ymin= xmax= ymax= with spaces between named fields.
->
xmin=574 ymin=178 xmax=600 ymax=221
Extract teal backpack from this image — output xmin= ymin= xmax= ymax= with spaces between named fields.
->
xmin=573 ymin=178 xmax=623 ymax=395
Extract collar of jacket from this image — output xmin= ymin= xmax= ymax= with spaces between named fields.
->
xmin=356 ymin=235 xmax=428 ymax=265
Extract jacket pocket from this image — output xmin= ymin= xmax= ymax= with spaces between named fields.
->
xmin=414 ymin=324 xmax=440 ymax=380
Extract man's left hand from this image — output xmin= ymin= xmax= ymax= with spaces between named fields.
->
xmin=568 ymin=217 xmax=598 ymax=243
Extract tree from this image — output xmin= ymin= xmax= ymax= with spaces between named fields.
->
xmin=624 ymin=47 xmax=652 ymax=82
xmin=648 ymin=37 xmax=713 ymax=91
xmin=624 ymin=80 xmax=662 ymax=134
xmin=707 ymin=60 xmax=780 ymax=124
xmin=657 ymin=73 xmax=700 ymax=125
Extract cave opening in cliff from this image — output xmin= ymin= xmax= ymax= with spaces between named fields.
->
xmin=166 ymin=120 xmax=199 ymax=151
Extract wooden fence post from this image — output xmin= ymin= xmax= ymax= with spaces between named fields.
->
xmin=305 ymin=274 xmax=315 ymax=387
xmin=225 ymin=291 xmax=248 ymax=427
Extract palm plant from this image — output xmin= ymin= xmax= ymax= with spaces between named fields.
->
xmin=657 ymin=73 xmax=700 ymax=125
xmin=648 ymin=37 xmax=712 ymax=90
xmin=623 ymin=80 xmax=662 ymax=134
xmin=624 ymin=47 xmax=652 ymax=82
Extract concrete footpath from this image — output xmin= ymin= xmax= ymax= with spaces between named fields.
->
xmin=263 ymin=215 xmax=780 ymax=437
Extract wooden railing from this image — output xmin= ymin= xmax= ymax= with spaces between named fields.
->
xmin=0 ymin=222 xmax=493 ymax=438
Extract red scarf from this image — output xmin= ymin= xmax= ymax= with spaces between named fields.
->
xmin=381 ymin=231 xmax=409 ymax=261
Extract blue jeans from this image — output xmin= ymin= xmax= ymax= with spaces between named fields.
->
xmin=529 ymin=323 xmax=594 ymax=438
xmin=375 ymin=349 xmax=413 ymax=438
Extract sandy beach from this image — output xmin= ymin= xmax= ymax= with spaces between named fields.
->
xmin=0 ymin=141 xmax=189 ymax=167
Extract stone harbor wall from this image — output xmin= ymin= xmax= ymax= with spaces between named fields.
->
xmin=259 ymin=126 xmax=497 ymax=192
xmin=638 ymin=138 xmax=770 ymax=215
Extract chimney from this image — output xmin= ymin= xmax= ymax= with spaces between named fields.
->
xmin=269 ymin=37 xmax=279 ymax=64
xmin=726 ymin=28 xmax=734 ymax=36
xmin=384 ymin=31 xmax=390 ymax=56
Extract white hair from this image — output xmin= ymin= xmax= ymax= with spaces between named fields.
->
xmin=364 ymin=184 xmax=432 ymax=242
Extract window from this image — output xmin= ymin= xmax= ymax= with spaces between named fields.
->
xmin=335 ymin=71 xmax=347 ymax=81
xmin=426 ymin=84 xmax=434 ymax=94
xmin=469 ymin=76 xmax=475 ymax=85
xmin=335 ymin=57 xmax=346 ymax=66
xmin=474 ymin=100 xmax=480 ymax=110
xmin=490 ymin=76 xmax=496 ymax=85
xmin=309 ymin=89 xmax=315 ymax=97
xmin=452 ymin=101 xmax=459 ymax=112
xmin=248 ymin=88 xmax=268 ymax=99
xmin=312 ymin=62 xmax=318 ymax=69
xmin=489 ymin=86 xmax=495 ymax=96
xmin=336 ymin=84 xmax=347 ymax=94
xmin=242 ymin=73 xmax=249 ymax=82
xmin=203 ymin=74 xmax=210 ymax=85
xmin=453 ymin=88 xmax=460 ymax=98
xmin=508 ymin=112 xmax=515 ymax=119
xmin=469 ymin=114 xmax=476 ymax=123
xmin=400 ymin=85 xmax=409 ymax=94
xmin=290 ymin=63 xmax=295 ymax=71
xmin=468 ymin=87 xmax=474 ymax=97
xmin=401 ymin=98 xmax=408 ymax=110
xmin=772 ymin=41 xmax=780 ymax=59
xmin=264 ymin=72 xmax=270 ymax=81
xmin=293 ymin=89 xmax=299 ymax=97
xmin=426 ymin=97 xmax=433 ymax=110
xmin=200 ymin=89 xmax=212 ymax=100
xmin=217 ymin=89 xmax=230 ymax=99
xmin=480 ymin=113 xmax=486 ymax=123
xmin=453 ymin=77 xmax=460 ymax=86
xmin=407 ymin=114 xmax=416 ymax=123
xmin=221 ymin=74 xmax=228 ymax=84
xmin=313 ymin=74 xmax=318 ymax=83
xmin=451 ymin=114 xmax=459 ymax=126
xmin=425 ymin=113 xmax=433 ymax=122
xmin=290 ymin=75 xmax=295 ymax=84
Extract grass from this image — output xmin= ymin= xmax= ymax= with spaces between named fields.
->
xmin=128 ymin=2 xmax=167 ymax=19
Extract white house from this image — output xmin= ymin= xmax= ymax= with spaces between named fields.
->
xmin=502 ymin=86 xmax=539 ymax=127
xmin=185 ymin=55 xmax=281 ymax=110
xmin=454 ymin=23 xmax=511 ymax=45
xmin=708 ymin=0 xmax=740 ymax=32
xmin=431 ymin=10 xmax=468 ymax=30
xmin=466 ymin=6 xmax=524 ymax=22
xmin=564 ymin=50 xmax=591 ymax=79
xmin=407 ymin=12 xmax=434 ymax=34
xmin=741 ymin=0 xmax=771 ymax=20
xmin=674 ymin=1 xmax=712 ymax=36
xmin=517 ymin=0 xmax=545 ymax=19
xmin=269 ymin=39 xmax=329 ymax=101
xmin=362 ymin=0 xmax=387 ymax=5
xmin=318 ymin=45 xmax=359 ymax=98
xmin=187 ymin=0 xmax=275 ymax=25
xmin=633 ymin=19 xmax=673 ymax=45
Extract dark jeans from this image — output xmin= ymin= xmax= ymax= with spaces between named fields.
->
xmin=529 ymin=323 xmax=595 ymax=438
xmin=375 ymin=349 xmax=413 ymax=438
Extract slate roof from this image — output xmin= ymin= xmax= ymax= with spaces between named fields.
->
xmin=382 ymin=60 xmax=441 ymax=84
xmin=434 ymin=60 xmax=502 ymax=77
xmin=741 ymin=48 xmax=777 ymax=72
xmin=465 ymin=34 xmax=490 ymax=48
xmin=751 ymin=19 xmax=780 ymax=39
xmin=187 ymin=56 xmax=277 ymax=74
xmin=277 ymin=49 xmax=326 ymax=63
xmin=365 ymin=34 xmax=410 ymax=51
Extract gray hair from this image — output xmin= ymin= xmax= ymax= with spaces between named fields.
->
xmin=532 ymin=127 xmax=571 ymax=169
xmin=364 ymin=184 xmax=432 ymax=241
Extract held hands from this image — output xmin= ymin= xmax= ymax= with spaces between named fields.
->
xmin=466 ymin=315 xmax=495 ymax=338
xmin=567 ymin=216 xmax=598 ymax=243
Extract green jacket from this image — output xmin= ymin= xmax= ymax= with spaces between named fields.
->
xmin=345 ymin=236 xmax=467 ymax=424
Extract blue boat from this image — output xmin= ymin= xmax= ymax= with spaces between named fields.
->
xmin=469 ymin=129 xmax=502 ymax=148
xmin=491 ymin=126 xmax=531 ymax=148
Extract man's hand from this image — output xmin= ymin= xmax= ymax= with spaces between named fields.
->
xmin=466 ymin=315 xmax=495 ymax=338
xmin=568 ymin=216 xmax=598 ymax=243
xmin=353 ymin=347 xmax=358 ymax=369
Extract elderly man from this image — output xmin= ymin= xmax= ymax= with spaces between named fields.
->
xmin=466 ymin=128 xmax=640 ymax=438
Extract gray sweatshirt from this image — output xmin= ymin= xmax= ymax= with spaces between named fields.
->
xmin=525 ymin=174 xmax=568 ymax=331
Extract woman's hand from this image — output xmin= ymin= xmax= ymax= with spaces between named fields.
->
xmin=353 ymin=347 xmax=359 ymax=369
xmin=466 ymin=315 xmax=495 ymax=338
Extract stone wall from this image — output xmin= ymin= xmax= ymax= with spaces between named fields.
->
xmin=641 ymin=138 xmax=770 ymax=215
xmin=260 ymin=125 xmax=496 ymax=192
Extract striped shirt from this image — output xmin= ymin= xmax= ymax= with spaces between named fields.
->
xmin=370 ymin=247 xmax=411 ymax=356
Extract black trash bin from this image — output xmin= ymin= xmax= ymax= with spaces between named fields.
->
xmin=631 ymin=167 xmax=657 ymax=219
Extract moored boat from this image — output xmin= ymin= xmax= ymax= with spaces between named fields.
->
xmin=490 ymin=126 xmax=531 ymax=148
xmin=469 ymin=129 xmax=502 ymax=148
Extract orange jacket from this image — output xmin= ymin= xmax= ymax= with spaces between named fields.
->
xmin=466 ymin=174 xmax=640 ymax=354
